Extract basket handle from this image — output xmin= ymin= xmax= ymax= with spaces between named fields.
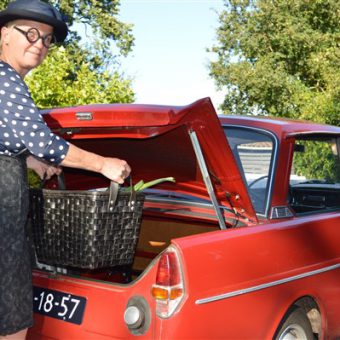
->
xmin=108 ymin=177 xmax=136 ymax=211
xmin=108 ymin=181 xmax=119 ymax=211
xmin=41 ymin=172 xmax=66 ymax=189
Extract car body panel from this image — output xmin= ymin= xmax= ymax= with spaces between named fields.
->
xmin=170 ymin=213 xmax=340 ymax=338
xmin=30 ymin=268 xmax=158 ymax=339
xmin=27 ymin=99 xmax=340 ymax=339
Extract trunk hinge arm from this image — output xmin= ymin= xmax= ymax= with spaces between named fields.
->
xmin=189 ymin=130 xmax=227 ymax=230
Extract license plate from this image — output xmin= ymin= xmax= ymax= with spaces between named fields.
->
xmin=33 ymin=286 xmax=86 ymax=325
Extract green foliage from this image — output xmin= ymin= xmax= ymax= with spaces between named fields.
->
xmin=293 ymin=140 xmax=340 ymax=182
xmin=209 ymin=0 xmax=340 ymax=126
xmin=26 ymin=46 xmax=135 ymax=107
xmin=55 ymin=0 xmax=134 ymax=57
xmin=28 ymin=170 xmax=42 ymax=188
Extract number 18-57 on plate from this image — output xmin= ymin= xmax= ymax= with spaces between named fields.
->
xmin=33 ymin=286 xmax=86 ymax=325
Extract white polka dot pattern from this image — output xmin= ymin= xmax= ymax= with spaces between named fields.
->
xmin=0 ymin=62 xmax=69 ymax=164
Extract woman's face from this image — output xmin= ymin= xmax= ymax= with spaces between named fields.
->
xmin=0 ymin=19 xmax=53 ymax=77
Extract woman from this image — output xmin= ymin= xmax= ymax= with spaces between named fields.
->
xmin=0 ymin=0 xmax=131 ymax=338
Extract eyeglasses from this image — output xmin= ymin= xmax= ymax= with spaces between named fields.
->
xmin=13 ymin=26 xmax=56 ymax=48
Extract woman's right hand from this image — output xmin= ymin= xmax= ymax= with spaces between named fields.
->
xmin=60 ymin=144 xmax=131 ymax=184
xmin=101 ymin=157 xmax=131 ymax=184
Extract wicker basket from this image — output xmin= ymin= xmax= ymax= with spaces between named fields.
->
xmin=29 ymin=182 xmax=144 ymax=269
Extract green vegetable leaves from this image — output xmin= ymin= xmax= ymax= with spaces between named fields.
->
xmin=125 ymin=177 xmax=176 ymax=192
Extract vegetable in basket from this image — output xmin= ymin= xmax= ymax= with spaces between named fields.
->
xmin=126 ymin=177 xmax=176 ymax=192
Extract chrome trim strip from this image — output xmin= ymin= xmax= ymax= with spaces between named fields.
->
xmin=147 ymin=196 xmax=233 ymax=214
xmin=146 ymin=195 xmax=235 ymax=214
xmin=76 ymin=112 xmax=93 ymax=120
xmin=146 ymin=196 xmax=213 ymax=208
xmin=270 ymin=206 xmax=294 ymax=219
xmin=286 ymin=131 xmax=340 ymax=139
xmin=195 ymin=263 xmax=340 ymax=305
xmin=189 ymin=130 xmax=227 ymax=229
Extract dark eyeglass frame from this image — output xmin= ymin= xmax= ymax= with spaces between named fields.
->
xmin=13 ymin=26 xmax=56 ymax=48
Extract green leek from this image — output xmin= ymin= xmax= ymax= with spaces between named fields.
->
xmin=124 ymin=177 xmax=175 ymax=192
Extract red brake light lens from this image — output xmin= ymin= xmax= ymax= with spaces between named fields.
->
xmin=156 ymin=251 xmax=181 ymax=286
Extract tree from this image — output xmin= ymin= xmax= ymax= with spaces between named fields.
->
xmin=0 ymin=0 xmax=136 ymax=106
xmin=209 ymin=0 xmax=340 ymax=126
xmin=26 ymin=45 xmax=135 ymax=107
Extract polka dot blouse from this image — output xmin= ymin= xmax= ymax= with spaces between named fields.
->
xmin=0 ymin=62 xmax=69 ymax=164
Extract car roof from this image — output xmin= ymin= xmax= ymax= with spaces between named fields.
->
xmin=219 ymin=115 xmax=340 ymax=139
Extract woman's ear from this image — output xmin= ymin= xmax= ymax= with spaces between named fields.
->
xmin=1 ymin=26 xmax=10 ymax=44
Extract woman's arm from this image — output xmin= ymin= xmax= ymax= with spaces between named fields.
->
xmin=60 ymin=144 xmax=131 ymax=184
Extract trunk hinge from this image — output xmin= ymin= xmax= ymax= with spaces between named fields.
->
xmin=189 ymin=130 xmax=227 ymax=230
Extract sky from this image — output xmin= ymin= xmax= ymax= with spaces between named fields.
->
xmin=118 ymin=0 xmax=225 ymax=110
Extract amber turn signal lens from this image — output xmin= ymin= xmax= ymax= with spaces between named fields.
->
xmin=170 ymin=288 xmax=183 ymax=300
xmin=151 ymin=286 xmax=183 ymax=300
xmin=151 ymin=287 xmax=169 ymax=300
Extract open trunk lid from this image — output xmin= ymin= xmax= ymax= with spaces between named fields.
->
xmin=42 ymin=97 xmax=257 ymax=224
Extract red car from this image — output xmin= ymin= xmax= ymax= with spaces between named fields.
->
xmin=28 ymin=98 xmax=340 ymax=339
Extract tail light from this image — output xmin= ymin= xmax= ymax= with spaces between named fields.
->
xmin=151 ymin=246 xmax=185 ymax=318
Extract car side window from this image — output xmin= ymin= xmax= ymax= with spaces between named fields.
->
xmin=224 ymin=127 xmax=275 ymax=215
xmin=289 ymin=136 xmax=340 ymax=214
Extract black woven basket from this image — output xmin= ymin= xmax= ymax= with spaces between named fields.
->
xmin=29 ymin=181 xmax=144 ymax=269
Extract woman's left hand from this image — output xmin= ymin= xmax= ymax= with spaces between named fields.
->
xmin=26 ymin=155 xmax=62 ymax=179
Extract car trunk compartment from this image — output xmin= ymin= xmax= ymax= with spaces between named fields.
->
xmin=30 ymin=196 xmax=220 ymax=284
xmin=29 ymin=128 xmax=223 ymax=283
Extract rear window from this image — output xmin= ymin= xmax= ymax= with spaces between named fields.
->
xmin=224 ymin=127 xmax=276 ymax=215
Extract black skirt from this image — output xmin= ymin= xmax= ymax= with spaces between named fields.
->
xmin=0 ymin=154 xmax=33 ymax=335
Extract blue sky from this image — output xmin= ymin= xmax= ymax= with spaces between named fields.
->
xmin=119 ymin=0 xmax=225 ymax=109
